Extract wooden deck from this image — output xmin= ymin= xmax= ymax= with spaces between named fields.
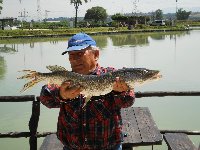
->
xmin=1 ymin=93 xmax=200 ymax=150
xmin=164 ymin=133 xmax=198 ymax=150
xmin=121 ymin=107 xmax=162 ymax=147
xmin=40 ymin=107 xmax=163 ymax=150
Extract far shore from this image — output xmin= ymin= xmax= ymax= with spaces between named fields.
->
xmin=0 ymin=26 xmax=192 ymax=39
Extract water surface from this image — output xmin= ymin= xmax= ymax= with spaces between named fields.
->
xmin=0 ymin=30 xmax=200 ymax=149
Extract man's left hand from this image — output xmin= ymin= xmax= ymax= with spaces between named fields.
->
xmin=113 ymin=77 xmax=130 ymax=92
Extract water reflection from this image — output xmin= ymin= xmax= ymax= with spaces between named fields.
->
xmin=108 ymin=34 xmax=149 ymax=47
xmin=150 ymin=34 xmax=165 ymax=40
xmin=93 ymin=36 xmax=108 ymax=49
xmin=0 ymin=44 xmax=18 ymax=53
xmin=150 ymin=31 xmax=190 ymax=41
xmin=0 ymin=32 xmax=190 ymax=50
xmin=0 ymin=32 xmax=192 ymax=77
xmin=0 ymin=44 xmax=18 ymax=80
xmin=0 ymin=56 xmax=6 ymax=79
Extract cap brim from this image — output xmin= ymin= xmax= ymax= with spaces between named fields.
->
xmin=62 ymin=45 xmax=89 ymax=55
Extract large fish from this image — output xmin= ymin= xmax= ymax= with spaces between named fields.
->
xmin=18 ymin=65 xmax=161 ymax=100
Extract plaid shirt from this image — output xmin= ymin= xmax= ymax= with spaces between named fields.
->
xmin=40 ymin=66 xmax=135 ymax=150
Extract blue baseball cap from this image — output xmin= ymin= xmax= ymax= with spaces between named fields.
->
xmin=62 ymin=33 xmax=96 ymax=55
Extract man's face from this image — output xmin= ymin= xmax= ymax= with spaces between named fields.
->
xmin=68 ymin=47 xmax=99 ymax=75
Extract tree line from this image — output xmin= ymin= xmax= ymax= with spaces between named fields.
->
xmin=70 ymin=0 xmax=192 ymax=27
xmin=0 ymin=0 xmax=194 ymax=29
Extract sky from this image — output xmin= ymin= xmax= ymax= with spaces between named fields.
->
xmin=0 ymin=0 xmax=200 ymax=21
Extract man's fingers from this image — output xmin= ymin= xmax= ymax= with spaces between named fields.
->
xmin=61 ymin=81 xmax=70 ymax=88
xmin=113 ymin=77 xmax=130 ymax=92
xmin=60 ymin=84 xmax=82 ymax=100
xmin=115 ymin=77 xmax=120 ymax=82
xmin=68 ymin=85 xmax=80 ymax=91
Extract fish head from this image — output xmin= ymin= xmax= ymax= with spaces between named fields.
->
xmin=134 ymin=68 xmax=162 ymax=85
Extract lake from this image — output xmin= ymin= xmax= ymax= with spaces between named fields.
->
xmin=0 ymin=30 xmax=200 ymax=149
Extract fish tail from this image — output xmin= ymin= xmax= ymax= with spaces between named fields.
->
xmin=18 ymin=70 xmax=44 ymax=92
xmin=17 ymin=70 xmax=37 ymax=80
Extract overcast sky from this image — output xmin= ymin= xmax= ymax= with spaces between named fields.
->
xmin=1 ymin=0 xmax=200 ymax=21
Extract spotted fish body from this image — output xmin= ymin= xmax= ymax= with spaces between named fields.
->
xmin=18 ymin=65 xmax=161 ymax=99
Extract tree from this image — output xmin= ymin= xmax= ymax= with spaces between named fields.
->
xmin=70 ymin=0 xmax=89 ymax=28
xmin=155 ymin=9 xmax=163 ymax=20
xmin=84 ymin=6 xmax=108 ymax=26
xmin=176 ymin=8 xmax=191 ymax=20
xmin=111 ymin=13 xmax=128 ymax=21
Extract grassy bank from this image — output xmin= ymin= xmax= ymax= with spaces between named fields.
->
xmin=0 ymin=25 xmax=191 ymax=39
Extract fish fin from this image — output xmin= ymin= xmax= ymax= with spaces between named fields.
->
xmin=82 ymin=96 xmax=91 ymax=108
xmin=127 ymin=83 xmax=134 ymax=89
xmin=85 ymin=96 xmax=91 ymax=104
xmin=46 ymin=65 xmax=67 ymax=72
xmin=20 ymin=78 xmax=44 ymax=92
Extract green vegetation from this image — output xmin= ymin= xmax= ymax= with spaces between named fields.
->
xmin=0 ymin=56 xmax=6 ymax=80
xmin=177 ymin=20 xmax=200 ymax=26
xmin=23 ymin=21 xmax=69 ymax=29
xmin=84 ymin=6 xmax=108 ymax=26
xmin=0 ymin=5 xmax=199 ymax=39
xmin=154 ymin=9 xmax=164 ymax=20
xmin=176 ymin=8 xmax=191 ymax=20
xmin=0 ymin=25 xmax=192 ymax=38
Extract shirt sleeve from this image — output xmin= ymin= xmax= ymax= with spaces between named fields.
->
xmin=39 ymin=84 xmax=62 ymax=108
xmin=109 ymin=90 xmax=135 ymax=109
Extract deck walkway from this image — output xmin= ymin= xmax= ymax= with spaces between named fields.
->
xmin=40 ymin=107 xmax=163 ymax=150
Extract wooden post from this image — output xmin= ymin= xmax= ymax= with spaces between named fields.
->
xmin=29 ymin=97 xmax=40 ymax=150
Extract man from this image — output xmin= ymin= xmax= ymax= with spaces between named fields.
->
xmin=40 ymin=33 xmax=135 ymax=150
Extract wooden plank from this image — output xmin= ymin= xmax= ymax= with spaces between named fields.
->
xmin=1 ymin=90 xmax=200 ymax=102
xmin=121 ymin=107 xmax=142 ymax=147
xmin=0 ymin=95 xmax=35 ymax=102
xmin=135 ymin=91 xmax=200 ymax=98
xmin=0 ymin=132 xmax=30 ymax=138
xmin=39 ymin=134 xmax=63 ymax=150
xmin=161 ymin=130 xmax=200 ymax=135
xmin=164 ymin=133 xmax=198 ymax=150
xmin=134 ymin=107 xmax=163 ymax=145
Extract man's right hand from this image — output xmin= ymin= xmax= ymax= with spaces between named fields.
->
xmin=59 ymin=81 xmax=82 ymax=101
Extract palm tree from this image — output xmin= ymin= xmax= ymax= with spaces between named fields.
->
xmin=70 ymin=0 xmax=88 ymax=28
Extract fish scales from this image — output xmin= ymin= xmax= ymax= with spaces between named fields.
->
xmin=18 ymin=65 xmax=161 ymax=101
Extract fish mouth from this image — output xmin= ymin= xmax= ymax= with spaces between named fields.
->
xmin=151 ymin=72 xmax=162 ymax=80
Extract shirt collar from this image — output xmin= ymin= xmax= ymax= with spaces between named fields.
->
xmin=90 ymin=63 xmax=101 ymax=75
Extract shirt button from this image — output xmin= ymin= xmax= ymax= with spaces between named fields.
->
xmin=83 ymin=123 xmax=86 ymax=126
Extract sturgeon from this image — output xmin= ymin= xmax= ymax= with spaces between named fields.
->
xmin=18 ymin=65 xmax=161 ymax=100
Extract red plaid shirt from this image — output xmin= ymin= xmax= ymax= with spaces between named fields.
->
xmin=40 ymin=66 xmax=135 ymax=150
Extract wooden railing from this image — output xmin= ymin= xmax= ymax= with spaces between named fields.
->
xmin=0 ymin=91 xmax=200 ymax=150
xmin=0 ymin=95 xmax=40 ymax=150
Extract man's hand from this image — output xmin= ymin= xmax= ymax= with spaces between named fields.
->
xmin=113 ymin=77 xmax=130 ymax=92
xmin=59 ymin=81 xmax=82 ymax=101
